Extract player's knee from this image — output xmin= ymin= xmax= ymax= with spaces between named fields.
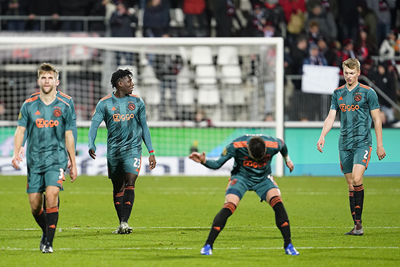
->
xmin=223 ymin=202 xmax=237 ymax=214
xmin=269 ymin=196 xmax=282 ymax=207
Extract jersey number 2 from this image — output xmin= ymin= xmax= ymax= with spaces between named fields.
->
xmin=133 ymin=158 xmax=141 ymax=168
xmin=363 ymin=150 xmax=369 ymax=160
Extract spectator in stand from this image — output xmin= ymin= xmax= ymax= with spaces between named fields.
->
xmin=110 ymin=1 xmax=138 ymax=65
xmin=182 ymin=0 xmax=208 ymax=37
xmin=306 ymin=3 xmax=337 ymax=43
xmin=6 ymin=0 xmax=29 ymax=31
xmin=337 ymin=39 xmax=356 ymax=64
xmin=88 ymin=0 xmax=107 ymax=32
xmin=27 ymin=0 xmax=59 ymax=31
xmin=370 ymin=62 xmax=398 ymax=126
xmin=279 ymin=0 xmax=306 ymax=44
xmin=337 ymin=0 xmax=359 ymax=43
xmin=307 ymin=20 xmax=323 ymax=46
xmin=58 ymin=0 xmax=91 ymax=31
xmin=303 ymin=43 xmax=328 ymax=66
xmin=355 ymin=27 xmax=376 ymax=64
xmin=210 ymin=0 xmax=233 ymax=37
xmin=366 ymin=0 xmax=394 ymax=45
xmin=290 ymin=35 xmax=308 ymax=75
xmin=250 ymin=0 xmax=286 ymax=36
xmin=357 ymin=1 xmax=378 ymax=50
xmin=143 ymin=0 xmax=170 ymax=37
xmin=379 ymin=29 xmax=400 ymax=58
xmin=317 ymin=37 xmax=339 ymax=66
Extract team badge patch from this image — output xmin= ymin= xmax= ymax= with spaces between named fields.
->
xmin=128 ymin=103 xmax=135 ymax=110
xmin=53 ymin=109 xmax=62 ymax=117
xmin=354 ymin=94 xmax=362 ymax=102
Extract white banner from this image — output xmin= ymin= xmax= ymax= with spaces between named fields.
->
xmin=0 ymin=156 xmax=234 ymax=176
xmin=301 ymin=65 xmax=340 ymax=95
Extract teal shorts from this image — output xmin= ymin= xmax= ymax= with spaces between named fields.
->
xmin=107 ymin=153 xmax=142 ymax=180
xmin=339 ymin=146 xmax=372 ymax=174
xmin=225 ymin=175 xmax=279 ymax=201
xmin=27 ymin=168 xmax=65 ymax=193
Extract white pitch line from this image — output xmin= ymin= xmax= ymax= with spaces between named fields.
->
xmin=1 ymin=246 xmax=398 ymax=252
xmin=1 ymin=226 xmax=399 ymax=231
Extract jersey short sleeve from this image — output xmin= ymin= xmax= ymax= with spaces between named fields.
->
xmin=367 ymin=88 xmax=380 ymax=110
xmin=92 ymin=100 xmax=105 ymax=122
xmin=17 ymin=102 xmax=29 ymax=127
xmin=330 ymin=91 xmax=339 ymax=110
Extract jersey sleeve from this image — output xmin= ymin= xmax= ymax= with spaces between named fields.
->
xmin=64 ymin=105 xmax=74 ymax=131
xmin=17 ymin=102 xmax=29 ymax=127
xmin=278 ymin=138 xmax=288 ymax=157
xmin=330 ymin=91 xmax=339 ymax=110
xmin=68 ymin=98 xmax=78 ymax=148
xmin=138 ymin=98 xmax=154 ymax=153
xmin=367 ymin=88 xmax=380 ymax=110
xmin=203 ymin=143 xmax=235 ymax=169
xmin=88 ymin=101 xmax=105 ymax=151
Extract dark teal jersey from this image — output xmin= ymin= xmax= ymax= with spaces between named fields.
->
xmin=204 ymin=135 xmax=287 ymax=182
xmin=88 ymin=93 xmax=154 ymax=159
xmin=23 ymin=91 xmax=77 ymax=148
xmin=17 ymin=95 xmax=74 ymax=173
xmin=330 ymin=83 xmax=380 ymax=150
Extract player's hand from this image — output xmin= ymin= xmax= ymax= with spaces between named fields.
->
xmin=69 ymin=164 xmax=77 ymax=182
xmin=189 ymin=152 xmax=206 ymax=164
xmin=317 ymin=137 xmax=325 ymax=153
xmin=11 ymin=155 xmax=22 ymax=170
xmin=89 ymin=149 xmax=96 ymax=159
xmin=18 ymin=147 xmax=25 ymax=158
xmin=149 ymin=155 xmax=156 ymax=170
xmin=376 ymin=146 xmax=386 ymax=160
xmin=286 ymin=160 xmax=294 ymax=172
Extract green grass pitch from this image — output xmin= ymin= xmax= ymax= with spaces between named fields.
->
xmin=0 ymin=175 xmax=399 ymax=266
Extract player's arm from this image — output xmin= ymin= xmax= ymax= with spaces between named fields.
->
xmin=317 ymin=109 xmax=336 ymax=153
xmin=65 ymin=130 xmax=77 ymax=182
xmin=370 ymin=109 xmax=386 ymax=160
xmin=279 ymin=140 xmax=294 ymax=172
xmin=88 ymin=101 xmax=104 ymax=160
xmin=12 ymin=126 xmax=26 ymax=170
xmin=138 ymin=100 xmax=156 ymax=169
xmin=189 ymin=147 xmax=233 ymax=170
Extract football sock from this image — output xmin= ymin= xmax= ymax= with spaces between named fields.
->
xmin=349 ymin=191 xmax=355 ymax=224
xmin=121 ymin=185 xmax=135 ymax=223
xmin=205 ymin=202 xmax=236 ymax=247
xmin=269 ymin=196 xmax=291 ymax=248
xmin=353 ymin=184 xmax=364 ymax=225
xmin=113 ymin=191 xmax=124 ymax=223
xmin=45 ymin=207 xmax=59 ymax=246
xmin=33 ymin=208 xmax=46 ymax=234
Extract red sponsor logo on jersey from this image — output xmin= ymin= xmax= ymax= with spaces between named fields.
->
xmin=128 ymin=103 xmax=135 ymax=110
xmin=354 ymin=94 xmax=362 ymax=102
xmin=36 ymin=118 xmax=60 ymax=128
xmin=243 ymin=160 xmax=267 ymax=168
xmin=339 ymin=104 xmax=360 ymax=112
xmin=113 ymin=113 xmax=135 ymax=122
xmin=53 ymin=109 xmax=62 ymax=117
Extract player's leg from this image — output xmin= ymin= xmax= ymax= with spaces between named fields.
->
xmin=27 ymin=172 xmax=47 ymax=251
xmin=28 ymin=192 xmax=47 ymax=251
xmin=265 ymin=186 xmax=299 ymax=256
xmin=340 ymin=149 xmax=358 ymax=235
xmin=201 ymin=177 xmax=246 ymax=255
xmin=118 ymin=156 xmax=141 ymax=233
xmin=201 ymin=193 xmax=239 ymax=255
xmin=351 ymin=164 xmax=367 ymax=235
xmin=43 ymin=185 xmax=60 ymax=253
xmin=108 ymin=159 xmax=124 ymax=229
xmin=119 ymin=173 xmax=137 ymax=233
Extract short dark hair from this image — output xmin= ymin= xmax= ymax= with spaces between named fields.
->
xmin=248 ymin=136 xmax=266 ymax=161
xmin=111 ymin=69 xmax=132 ymax=88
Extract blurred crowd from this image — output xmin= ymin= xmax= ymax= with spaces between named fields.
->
xmin=0 ymin=0 xmax=399 ymax=125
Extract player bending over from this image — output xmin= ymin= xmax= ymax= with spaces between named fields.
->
xmin=189 ymin=134 xmax=299 ymax=256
